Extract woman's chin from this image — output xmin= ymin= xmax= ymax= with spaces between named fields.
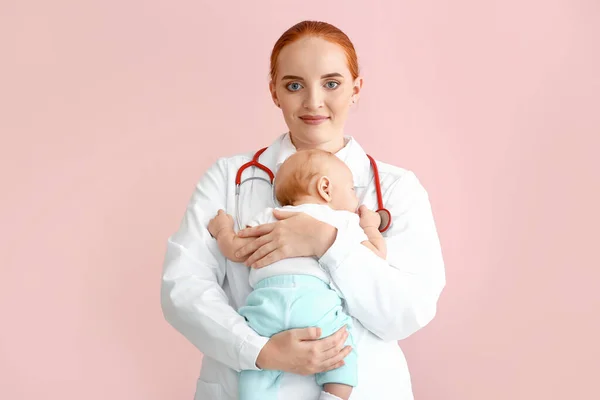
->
xmin=296 ymin=126 xmax=339 ymax=140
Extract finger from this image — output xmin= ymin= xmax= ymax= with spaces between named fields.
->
xmin=319 ymin=332 xmax=349 ymax=361
xmin=318 ymin=328 xmax=347 ymax=354
xmin=319 ymin=346 xmax=352 ymax=373
xmin=295 ymin=327 xmax=322 ymax=341
xmin=251 ymin=248 xmax=287 ymax=269
xmin=245 ymin=241 xmax=277 ymax=267
xmin=238 ymin=222 xmax=275 ymax=238
xmin=217 ymin=209 xmax=225 ymax=215
xmin=272 ymin=209 xmax=300 ymax=220
xmin=235 ymin=234 xmax=269 ymax=258
xmin=317 ymin=325 xmax=347 ymax=352
xmin=321 ymin=358 xmax=347 ymax=373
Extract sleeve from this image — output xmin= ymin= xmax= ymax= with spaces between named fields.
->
xmin=318 ymin=171 xmax=446 ymax=342
xmin=346 ymin=213 xmax=369 ymax=243
xmin=160 ymin=158 xmax=269 ymax=371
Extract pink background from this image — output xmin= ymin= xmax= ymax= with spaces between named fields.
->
xmin=1 ymin=1 xmax=599 ymax=399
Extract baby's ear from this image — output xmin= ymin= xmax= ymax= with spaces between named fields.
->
xmin=317 ymin=176 xmax=332 ymax=202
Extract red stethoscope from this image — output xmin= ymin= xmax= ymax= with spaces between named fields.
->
xmin=235 ymin=148 xmax=392 ymax=233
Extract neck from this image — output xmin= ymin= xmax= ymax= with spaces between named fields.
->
xmin=289 ymin=132 xmax=345 ymax=154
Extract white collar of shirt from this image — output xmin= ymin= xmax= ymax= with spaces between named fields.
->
xmin=261 ymin=132 xmax=372 ymax=188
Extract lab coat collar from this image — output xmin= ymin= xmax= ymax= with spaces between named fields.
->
xmin=261 ymin=132 xmax=372 ymax=188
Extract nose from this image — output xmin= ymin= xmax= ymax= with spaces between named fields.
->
xmin=302 ymin=86 xmax=324 ymax=110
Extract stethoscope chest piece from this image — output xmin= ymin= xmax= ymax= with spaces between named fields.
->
xmin=377 ymin=208 xmax=392 ymax=233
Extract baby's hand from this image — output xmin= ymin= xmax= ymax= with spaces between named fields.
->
xmin=358 ymin=205 xmax=381 ymax=229
xmin=208 ymin=209 xmax=234 ymax=238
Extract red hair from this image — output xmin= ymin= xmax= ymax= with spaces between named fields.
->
xmin=269 ymin=21 xmax=360 ymax=81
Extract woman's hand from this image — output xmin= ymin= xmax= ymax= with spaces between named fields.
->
xmin=256 ymin=326 xmax=352 ymax=375
xmin=236 ymin=210 xmax=337 ymax=269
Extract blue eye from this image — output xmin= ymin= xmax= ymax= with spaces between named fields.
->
xmin=325 ymin=81 xmax=339 ymax=89
xmin=286 ymin=82 xmax=303 ymax=91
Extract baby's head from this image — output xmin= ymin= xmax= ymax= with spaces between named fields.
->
xmin=275 ymin=149 xmax=358 ymax=212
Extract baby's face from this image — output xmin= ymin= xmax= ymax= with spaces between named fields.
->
xmin=328 ymin=160 xmax=359 ymax=213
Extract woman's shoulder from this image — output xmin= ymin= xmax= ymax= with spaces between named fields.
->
xmin=369 ymin=156 xmax=410 ymax=179
xmin=370 ymin=158 xmax=430 ymax=201
xmin=188 ymin=150 xmax=256 ymax=190
xmin=371 ymin=158 xmax=418 ymax=187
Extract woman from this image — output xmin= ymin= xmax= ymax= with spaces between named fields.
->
xmin=161 ymin=20 xmax=445 ymax=400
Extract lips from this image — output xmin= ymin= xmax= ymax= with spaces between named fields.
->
xmin=299 ymin=115 xmax=330 ymax=125
xmin=300 ymin=115 xmax=328 ymax=120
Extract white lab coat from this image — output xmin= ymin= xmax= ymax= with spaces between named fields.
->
xmin=161 ymin=133 xmax=446 ymax=399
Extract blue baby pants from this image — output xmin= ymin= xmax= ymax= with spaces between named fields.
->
xmin=238 ymin=275 xmax=357 ymax=400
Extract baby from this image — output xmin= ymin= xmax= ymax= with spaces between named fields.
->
xmin=208 ymin=148 xmax=386 ymax=400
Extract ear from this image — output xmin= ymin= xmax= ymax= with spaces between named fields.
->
xmin=269 ymin=81 xmax=280 ymax=108
xmin=351 ymin=76 xmax=364 ymax=104
xmin=317 ymin=176 xmax=332 ymax=202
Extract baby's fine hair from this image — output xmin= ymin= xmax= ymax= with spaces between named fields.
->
xmin=275 ymin=149 xmax=341 ymax=206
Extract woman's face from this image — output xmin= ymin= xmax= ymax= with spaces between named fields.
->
xmin=270 ymin=36 xmax=363 ymax=151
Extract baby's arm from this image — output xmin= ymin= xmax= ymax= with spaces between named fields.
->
xmin=207 ymin=210 xmax=254 ymax=263
xmin=361 ymin=226 xmax=387 ymax=259
xmin=358 ymin=206 xmax=387 ymax=259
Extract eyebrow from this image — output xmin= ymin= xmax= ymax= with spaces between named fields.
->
xmin=280 ymin=72 xmax=344 ymax=81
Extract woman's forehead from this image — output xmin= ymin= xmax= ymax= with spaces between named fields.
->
xmin=277 ymin=37 xmax=350 ymax=78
